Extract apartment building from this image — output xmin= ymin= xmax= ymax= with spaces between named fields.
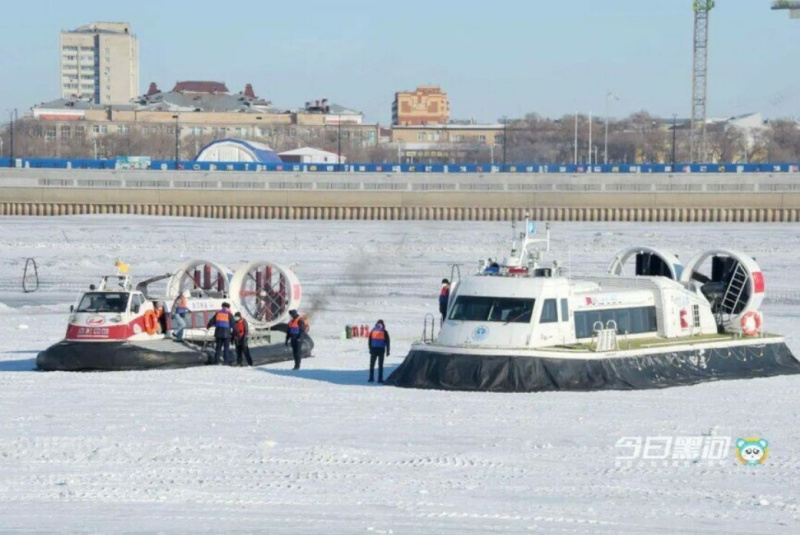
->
xmin=59 ymin=22 xmax=139 ymax=105
xmin=392 ymin=86 xmax=449 ymax=126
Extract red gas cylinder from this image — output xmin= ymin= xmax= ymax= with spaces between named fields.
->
xmin=360 ymin=325 xmax=368 ymax=337
xmin=351 ymin=325 xmax=360 ymax=338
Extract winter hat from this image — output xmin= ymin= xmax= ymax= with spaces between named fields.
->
xmin=376 ymin=319 xmax=385 ymax=327
xmin=442 ymin=278 xmax=450 ymax=284
xmin=289 ymin=309 xmax=299 ymax=318
xmin=222 ymin=302 xmax=230 ymax=308
xmin=234 ymin=312 xmax=241 ymax=318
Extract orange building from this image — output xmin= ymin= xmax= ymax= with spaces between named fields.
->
xmin=392 ymin=86 xmax=449 ymax=126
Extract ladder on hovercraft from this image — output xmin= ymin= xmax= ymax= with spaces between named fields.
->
xmin=720 ymin=262 xmax=748 ymax=316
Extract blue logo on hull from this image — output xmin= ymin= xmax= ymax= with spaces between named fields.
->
xmin=472 ymin=326 xmax=489 ymax=341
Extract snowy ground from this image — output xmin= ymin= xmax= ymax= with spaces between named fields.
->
xmin=1 ymin=216 xmax=800 ymax=533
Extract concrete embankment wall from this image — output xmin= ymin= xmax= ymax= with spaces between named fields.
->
xmin=1 ymin=168 xmax=800 ymax=222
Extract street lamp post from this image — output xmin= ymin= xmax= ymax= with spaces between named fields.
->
xmin=172 ymin=114 xmax=179 ymax=169
xmin=573 ymin=112 xmax=578 ymax=165
xmin=502 ymin=115 xmax=508 ymax=170
xmin=588 ymin=112 xmax=592 ymax=165
xmin=337 ymin=115 xmax=342 ymax=170
xmin=671 ymin=114 xmax=677 ymax=166
xmin=604 ymin=92 xmax=618 ymax=165
xmin=7 ymin=108 xmax=18 ymax=166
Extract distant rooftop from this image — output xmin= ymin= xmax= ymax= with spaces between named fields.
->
xmin=396 ymin=85 xmax=446 ymax=95
xmin=393 ymin=123 xmax=503 ymax=129
xmin=300 ymin=98 xmax=361 ymax=116
xmin=173 ymin=81 xmax=230 ymax=94
xmin=68 ymin=22 xmax=132 ymax=35
xmin=134 ymin=81 xmax=274 ymax=113
xmin=34 ymin=98 xmax=112 ymax=111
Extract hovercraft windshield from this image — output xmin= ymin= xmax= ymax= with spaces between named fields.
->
xmin=75 ymin=292 xmax=130 ymax=313
xmin=448 ymin=296 xmax=535 ymax=323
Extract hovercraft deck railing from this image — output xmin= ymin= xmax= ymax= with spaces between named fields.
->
xmin=422 ymin=313 xmax=437 ymax=343
xmin=551 ymin=331 xmax=780 ymax=353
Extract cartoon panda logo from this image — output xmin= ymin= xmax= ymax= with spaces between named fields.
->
xmin=735 ymin=436 xmax=769 ymax=466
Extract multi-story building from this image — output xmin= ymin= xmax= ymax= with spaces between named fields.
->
xmin=390 ymin=124 xmax=505 ymax=163
xmin=59 ymin=22 xmax=139 ymax=105
xmin=392 ymin=86 xmax=449 ymax=126
xmin=391 ymin=124 xmax=504 ymax=145
xmin=28 ymin=81 xmax=379 ymax=157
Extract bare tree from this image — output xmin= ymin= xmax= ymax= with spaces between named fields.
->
xmin=7 ymin=113 xmax=800 ymax=164
xmin=765 ymin=120 xmax=800 ymax=162
xmin=0 ymin=124 xmax=9 ymax=158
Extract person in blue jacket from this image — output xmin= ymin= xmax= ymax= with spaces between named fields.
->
xmin=367 ymin=320 xmax=391 ymax=383
xmin=207 ymin=302 xmax=235 ymax=365
xmin=285 ymin=309 xmax=307 ymax=370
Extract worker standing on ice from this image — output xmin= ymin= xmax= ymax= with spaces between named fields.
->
xmin=285 ymin=309 xmax=307 ymax=370
xmin=232 ymin=312 xmax=253 ymax=367
xmin=207 ymin=302 xmax=235 ymax=365
xmin=439 ymin=279 xmax=451 ymax=323
xmin=171 ymin=289 xmax=191 ymax=340
xmin=367 ymin=319 xmax=390 ymax=383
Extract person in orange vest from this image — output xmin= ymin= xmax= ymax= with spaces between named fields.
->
xmin=439 ymin=279 xmax=451 ymax=323
xmin=285 ymin=309 xmax=307 ymax=370
xmin=367 ymin=319 xmax=391 ymax=383
xmin=232 ymin=312 xmax=253 ymax=367
xmin=206 ymin=302 xmax=235 ymax=365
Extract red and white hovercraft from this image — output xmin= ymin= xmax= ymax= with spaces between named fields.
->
xmin=36 ymin=259 xmax=313 ymax=371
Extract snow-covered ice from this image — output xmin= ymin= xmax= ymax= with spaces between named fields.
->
xmin=1 ymin=216 xmax=800 ymax=533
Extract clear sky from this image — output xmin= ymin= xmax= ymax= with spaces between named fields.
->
xmin=0 ymin=0 xmax=798 ymax=124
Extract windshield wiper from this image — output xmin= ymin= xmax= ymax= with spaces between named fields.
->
xmin=504 ymin=310 xmax=531 ymax=325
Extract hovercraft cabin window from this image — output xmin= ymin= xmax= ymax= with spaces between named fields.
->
xmin=75 ymin=292 xmax=130 ymax=313
xmin=540 ymin=299 xmax=558 ymax=323
xmin=448 ymin=296 xmax=534 ymax=323
xmin=573 ymin=306 xmax=657 ymax=339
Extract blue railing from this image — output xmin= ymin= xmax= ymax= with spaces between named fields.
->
xmin=1 ymin=157 xmax=799 ymax=174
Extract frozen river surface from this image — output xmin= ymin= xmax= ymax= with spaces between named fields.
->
xmin=1 ymin=216 xmax=799 ymax=533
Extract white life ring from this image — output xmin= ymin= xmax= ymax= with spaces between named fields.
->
xmin=740 ymin=311 xmax=762 ymax=337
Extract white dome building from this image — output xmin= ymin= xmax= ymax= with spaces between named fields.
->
xmin=194 ymin=138 xmax=282 ymax=163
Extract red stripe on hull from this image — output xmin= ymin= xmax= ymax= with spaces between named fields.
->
xmin=66 ymin=324 xmax=132 ymax=340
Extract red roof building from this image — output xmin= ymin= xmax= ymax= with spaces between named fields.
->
xmin=172 ymin=81 xmax=230 ymax=94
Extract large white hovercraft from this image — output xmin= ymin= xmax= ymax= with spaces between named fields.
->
xmin=387 ymin=220 xmax=800 ymax=392
xmin=37 ymin=259 xmax=313 ymax=371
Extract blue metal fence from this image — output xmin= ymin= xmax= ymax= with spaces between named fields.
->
xmin=1 ymin=157 xmax=799 ymax=174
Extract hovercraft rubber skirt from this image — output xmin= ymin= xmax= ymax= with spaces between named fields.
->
xmin=36 ymin=335 xmax=314 ymax=372
xmin=36 ymin=340 xmax=207 ymax=371
xmin=385 ymin=341 xmax=800 ymax=392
